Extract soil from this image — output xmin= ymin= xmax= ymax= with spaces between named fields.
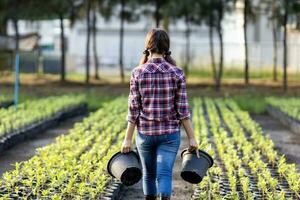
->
xmin=0 ymin=115 xmax=85 ymax=177
xmin=118 ymin=129 xmax=194 ymax=200
xmin=252 ymin=114 xmax=300 ymax=170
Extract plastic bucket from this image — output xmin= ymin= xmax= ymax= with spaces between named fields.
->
xmin=180 ymin=148 xmax=213 ymax=184
xmin=107 ymin=151 xmax=142 ymax=186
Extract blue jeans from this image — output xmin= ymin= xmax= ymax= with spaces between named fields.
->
xmin=135 ymin=131 xmax=181 ymax=197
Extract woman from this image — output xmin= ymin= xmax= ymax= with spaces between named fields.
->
xmin=121 ymin=28 xmax=199 ymax=200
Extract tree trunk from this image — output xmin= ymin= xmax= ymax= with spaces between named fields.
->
xmin=119 ymin=0 xmax=125 ymax=83
xmin=216 ymin=2 xmax=224 ymax=91
xmin=155 ymin=0 xmax=160 ymax=27
xmin=184 ymin=16 xmax=191 ymax=78
xmin=13 ymin=20 xmax=19 ymax=52
xmin=85 ymin=0 xmax=91 ymax=84
xmin=216 ymin=22 xmax=223 ymax=91
xmin=244 ymin=0 xmax=249 ymax=85
xmin=0 ymin=18 xmax=7 ymax=35
xmin=209 ymin=15 xmax=217 ymax=83
xmin=92 ymin=10 xmax=100 ymax=80
xmin=283 ymin=1 xmax=288 ymax=91
xmin=162 ymin=15 xmax=170 ymax=32
xmin=13 ymin=19 xmax=20 ymax=105
xmin=59 ymin=13 xmax=65 ymax=82
xmin=272 ymin=20 xmax=278 ymax=82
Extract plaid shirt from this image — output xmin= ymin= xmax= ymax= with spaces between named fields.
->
xmin=127 ymin=57 xmax=190 ymax=135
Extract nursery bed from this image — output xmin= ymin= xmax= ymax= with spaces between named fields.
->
xmin=0 ymin=101 xmax=13 ymax=109
xmin=0 ymin=115 xmax=86 ymax=176
xmin=266 ymin=105 xmax=300 ymax=135
xmin=0 ymin=103 xmax=87 ymax=153
xmin=191 ymin=98 xmax=300 ymax=199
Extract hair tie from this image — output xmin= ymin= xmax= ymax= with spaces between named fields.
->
xmin=143 ymin=49 xmax=150 ymax=56
xmin=165 ymin=51 xmax=171 ymax=56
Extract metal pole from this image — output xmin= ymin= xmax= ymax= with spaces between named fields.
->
xmin=14 ymin=53 xmax=20 ymax=106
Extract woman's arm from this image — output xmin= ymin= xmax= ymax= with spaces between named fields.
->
xmin=121 ymin=70 xmax=140 ymax=153
xmin=121 ymin=121 xmax=136 ymax=153
xmin=175 ymin=72 xmax=199 ymax=156
xmin=181 ymin=118 xmax=200 ymax=157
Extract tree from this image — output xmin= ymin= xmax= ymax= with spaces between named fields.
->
xmin=107 ymin=0 xmax=139 ymax=83
xmin=212 ymin=0 xmax=235 ymax=91
xmin=85 ymin=0 xmax=91 ymax=84
xmin=141 ymin=0 xmax=171 ymax=27
xmin=267 ymin=0 xmax=281 ymax=82
xmin=195 ymin=0 xmax=218 ymax=86
xmin=33 ymin=0 xmax=78 ymax=82
xmin=215 ymin=0 xmax=224 ymax=91
xmin=189 ymin=0 xmax=230 ymax=91
xmin=75 ymin=0 xmax=112 ymax=82
xmin=0 ymin=17 xmax=7 ymax=35
xmin=89 ymin=0 xmax=110 ymax=80
xmin=243 ymin=0 xmax=249 ymax=85
xmin=0 ymin=0 xmax=31 ymax=105
xmin=203 ymin=0 xmax=232 ymax=91
xmin=170 ymin=0 xmax=197 ymax=77
xmin=28 ymin=0 xmax=79 ymax=82
xmin=0 ymin=0 xmax=27 ymax=57
xmin=92 ymin=6 xmax=100 ymax=79
xmin=230 ymin=0 xmax=257 ymax=85
xmin=283 ymin=0 xmax=288 ymax=91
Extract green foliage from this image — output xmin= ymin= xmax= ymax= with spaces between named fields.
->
xmin=232 ymin=94 xmax=267 ymax=114
xmin=266 ymin=97 xmax=300 ymax=121
xmin=0 ymin=95 xmax=11 ymax=103
xmin=0 ymin=97 xmax=127 ymax=198
xmin=0 ymin=95 xmax=85 ymax=137
xmin=193 ymin=97 xmax=300 ymax=198
xmin=0 ymin=0 xmax=81 ymax=28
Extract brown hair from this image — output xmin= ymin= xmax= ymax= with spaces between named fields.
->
xmin=139 ymin=28 xmax=176 ymax=65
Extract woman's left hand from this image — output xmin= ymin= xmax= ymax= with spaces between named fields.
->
xmin=121 ymin=139 xmax=132 ymax=153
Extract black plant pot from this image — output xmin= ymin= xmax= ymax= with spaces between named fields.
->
xmin=107 ymin=151 xmax=142 ymax=186
xmin=180 ymin=148 xmax=213 ymax=184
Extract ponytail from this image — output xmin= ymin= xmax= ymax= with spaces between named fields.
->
xmin=139 ymin=49 xmax=150 ymax=65
xmin=163 ymin=51 xmax=176 ymax=66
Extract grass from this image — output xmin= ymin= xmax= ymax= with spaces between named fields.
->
xmin=189 ymin=67 xmax=300 ymax=81
xmin=232 ymin=93 xmax=267 ymax=114
xmin=1 ymin=86 xmax=125 ymax=111
xmin=1 ymin=69 xmax=300 ymax=113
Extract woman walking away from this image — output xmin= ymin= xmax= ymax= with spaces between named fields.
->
xmin=121 ymin=28 xmax=199 ymax=200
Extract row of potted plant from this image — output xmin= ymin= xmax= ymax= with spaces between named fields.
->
xmin=0 ymin=97 xmax=128 ymax=199
xmin=192 ymin=98 xmax=298 ymax=200
xmin=225 ymin=99 xmax=300 ymax=198
xmin=0 ymin=95 xmax=85 ymax=138
xmin=192 ymin=98 xmax=220 ymax=199
xmin=266 ymin=97 xmax=300 ymax=121
xmin=216 ymin=100 xmax=285 ymax=199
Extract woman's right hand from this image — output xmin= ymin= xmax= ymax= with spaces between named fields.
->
xmin=121 ymin=139 xmax=132 ymax=153
xmin=188 ymin=138 xmax=200 ymax=158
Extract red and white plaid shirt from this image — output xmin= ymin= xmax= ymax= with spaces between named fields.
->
xmin=127 ymin=57 xmax=190 ymax=135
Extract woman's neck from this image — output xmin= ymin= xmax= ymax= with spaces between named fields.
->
xmin=150 ymin=52 xmax=163 ymax=59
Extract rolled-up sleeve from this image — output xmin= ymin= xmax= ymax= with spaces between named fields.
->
xmin=127 ymin=70 xmax=141 ymax=123
xmin=175 ymin=72 xmax=190 ymax=120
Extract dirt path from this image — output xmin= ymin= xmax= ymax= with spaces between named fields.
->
xmin=118 ymin=129 xmax=193 ymax=200
xmin=252 ymin=114 xmax=300 ymax=170
xmin=0 ymin=115 xmax=85 ymax=177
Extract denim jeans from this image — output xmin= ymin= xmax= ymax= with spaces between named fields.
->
xmin=135 ymin=131 xmax=181 ymax=197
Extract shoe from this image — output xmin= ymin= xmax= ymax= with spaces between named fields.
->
xmin=158 ymin=194 xmax=170 ymax=200
xmin=145 ymin=195 xmax=157 ymax=200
